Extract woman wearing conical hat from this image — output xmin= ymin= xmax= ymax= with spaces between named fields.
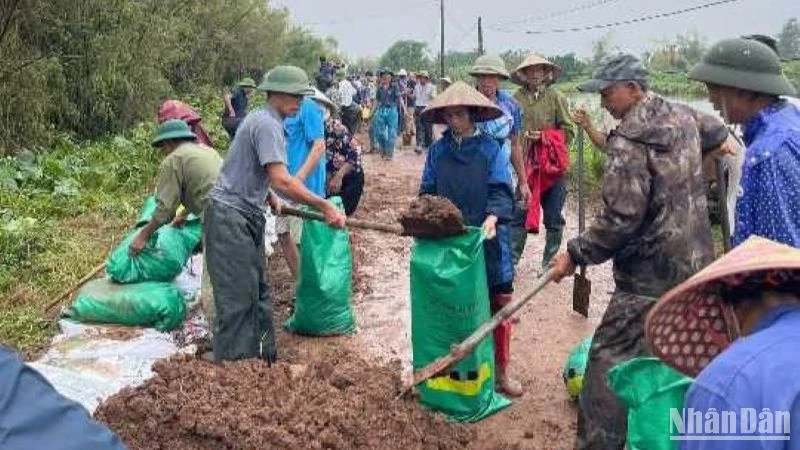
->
xmin=646 ymin=236 xmax=800 ymax=446
xmin=511 ymin=54 xmax=576 ymax=271
xmin=418 ymin=82 xmax=523 ymax=397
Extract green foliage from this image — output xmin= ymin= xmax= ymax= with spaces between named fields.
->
xmin=783 ymin=60 xmax=800 ymax=92
xmin=0 ymin=307 xmax=55 ymax=358
xmin=284 ymin=27 xmax=339 ymax=77
xmin=778 ymin=17 xmax=800 ymax=59
xmin=0 ymin=0 xmax=333 ymax=153
xmin=379 ymin=40 xmax=432 ymax=72
xmin=648 ymin=72 xmax=707 ymax=97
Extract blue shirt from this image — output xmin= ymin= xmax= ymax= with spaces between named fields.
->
xmin=284 ymin=97 xmax=326 ymax=196
xmin=733 ymin=100 xmax=800 ymax=248
xmin=231 ymin=86 xmax=248 ymax=118
xmin=376 ymin=84 xmax=400 ymax=108
xmin=681 ymin=306 xmax=800 ymax=450
xmin=477 ymin=89 xmax=522 ymax=163
xmin=420 ymin=129 xmax=515 ymax=288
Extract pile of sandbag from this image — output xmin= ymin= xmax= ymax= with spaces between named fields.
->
xmin=65 ymin=197 xmax=201 ymax=331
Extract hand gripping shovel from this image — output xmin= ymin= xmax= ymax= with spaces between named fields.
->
xmin=397 ymin=269 xmax=556 ymax=398
xmin=573 ymin=129 xmax=591 ymax=317
xmin=281 ymin=205 xmax=405 ymax=235
xmin=280 ymin=195 xmax=467 ymax=239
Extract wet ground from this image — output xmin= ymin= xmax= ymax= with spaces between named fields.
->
xmin=341 ymin=145 xmax=615 ymax=449
xmin=98 ymin=142 xmax=617 ymax=449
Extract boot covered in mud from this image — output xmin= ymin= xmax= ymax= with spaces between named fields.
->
xmin=541 ymin=228 xmax=564 ymax=269
xmin=491 ymin=292 xmax=524 ymax=398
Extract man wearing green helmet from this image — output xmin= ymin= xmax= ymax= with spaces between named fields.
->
xmin=689 ymin=37 xmax=800 ymax=249
xmin=128 ymin=119 xmax=222 ymax=256
xmin=220 ymin=77 xmax=256 ymax=139
xmin=204 ymin=65 xmax=346 ymax=363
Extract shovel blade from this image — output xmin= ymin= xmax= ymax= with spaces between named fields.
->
xmin=572 ymin=270 xmax=591 ymax=318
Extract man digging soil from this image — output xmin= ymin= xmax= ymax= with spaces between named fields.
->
xmin=204 ymin=65 xmax=345 ymax=363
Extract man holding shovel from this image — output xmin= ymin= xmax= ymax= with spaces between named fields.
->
xmin=205 ymin=66 xmax=345 ymax=364
xmin=548 ymin=54 xmax=729 ymax=449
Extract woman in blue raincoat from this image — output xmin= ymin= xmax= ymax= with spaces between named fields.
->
xmin=372 ymin=68 xmax=402 ymax=160
xmin=418 ymin=81 xmax=522 ymax=397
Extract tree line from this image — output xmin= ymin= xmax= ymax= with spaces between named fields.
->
xmin=0 ymin=0 xmax=338 ymax=154
xmin=369 ymin=18 xmax=800 ymax=88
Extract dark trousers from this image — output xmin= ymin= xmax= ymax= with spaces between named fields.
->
xmin=414 ymin=106 xmax=434 ymax=148
xmin=221 ymin=116 xmax=242 ymax=140
xmin=329 ymin=170 xmax=365 ymax=216
xmin=576 ymin=291 xmax=656 ymax=450
xmin=204 ymin=199 xmax=275 ymax=363
xmin=341 ymin=104 xmax=360 ymax=135
xmin=510 ymin=176 xmax=567 ymax=266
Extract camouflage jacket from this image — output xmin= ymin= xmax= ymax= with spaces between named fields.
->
xmin=567 ymin=94 xmax=728 ymax=297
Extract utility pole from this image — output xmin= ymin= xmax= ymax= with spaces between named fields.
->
xmin=440 ymin=0 xmax=445 ymax=79
xmin=478 ymin=16 xmax=484 ymax=55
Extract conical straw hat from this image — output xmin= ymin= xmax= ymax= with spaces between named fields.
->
xmin=420 ymin=81 xmax=504 ymax=125
xmin=645 ymin=236 xmax=800 ymax=377
xmin=512 ymin=53 xmax=562 ymax=85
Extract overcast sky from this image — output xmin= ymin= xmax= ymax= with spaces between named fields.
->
xmin=273 ymin=0 xmax=798 ymax=59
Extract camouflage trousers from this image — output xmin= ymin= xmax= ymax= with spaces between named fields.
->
xmin=576 ymin=290 xmax=656 ymax=450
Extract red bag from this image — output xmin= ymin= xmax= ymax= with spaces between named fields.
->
xmin=524 ymin=128 xmax=569 ymax=233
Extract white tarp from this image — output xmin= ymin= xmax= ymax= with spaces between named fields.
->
xmin=29 ymin=255 xmax=205 ymax=413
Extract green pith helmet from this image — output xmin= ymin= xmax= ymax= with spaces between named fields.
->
xmin=151 ymin=119 xmax=196 ymax=147
xmin=237 ymin=77 xmax=256 ymax=88
xmin=469 ymin=54 xmax=510 ymax=79
xmin=335 ymin=68 xmax=346 ymax=78
xmin=689 ymin=38 xmax=796 ymax=97
xmin=257 ymin=65 xmax=315 ymax=96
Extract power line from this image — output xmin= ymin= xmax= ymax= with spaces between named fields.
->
xmin=491 ymin=0 xmax=622 ymax=28
xmin=490 ymin=0 xmax=743 ymax=35
xmin=449 ymin=22 xmax=478 ymax=51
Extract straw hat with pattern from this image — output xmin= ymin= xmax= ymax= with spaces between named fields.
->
xmin=419 ymin=81 xmax=504 ymax=125
xmin=511 ymin=53 xmax=562 ymax=85
xmin=645 ymin=236 xmax=800 ymax=378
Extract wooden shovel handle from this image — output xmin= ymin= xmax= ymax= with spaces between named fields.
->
xmin=280 ymin=205 xmax=403 ymax=235
xmin=405 ymin=269 xmax=556 ymax=391
xmin=43 ymin=261 xmax=106 ymax=318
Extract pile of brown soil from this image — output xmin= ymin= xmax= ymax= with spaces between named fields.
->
xmin=95 ymin=348 xmax=475 ymax=449
xmin=399 ymin=195 xmax=466 ymax=239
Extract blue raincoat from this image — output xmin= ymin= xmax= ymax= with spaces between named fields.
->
xmin=0 ymin=347 xmax=126 ymax=450
xmin=420 ymin=129 xmax=515 ymax=288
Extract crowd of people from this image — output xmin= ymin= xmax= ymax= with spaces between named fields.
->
xmin=3 ymin=31 xmax=799 ymax=449
xmin=121 ymin=37 xmax=800 ymax=449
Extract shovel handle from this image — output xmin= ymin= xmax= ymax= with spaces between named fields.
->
xmin=405 ymin=269 xmax=556 ymax=390
xmin=280 ymin=205 xmax=403 ymax=235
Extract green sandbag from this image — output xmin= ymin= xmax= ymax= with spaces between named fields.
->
xmin=410 ymin=228 xmax=511 ymax=423
xmin=284 ymin=197 xmax=355 ymax=336
xmin=608 ymin=357 xmax=693 ymax=450
xmin=563 ymin=336 xmax=592 ymax=401
xmin=106 ymin=196 xmax=202 ymax=283
xmin=136 ymin=196 xmax=158 ymax=226
xmin=66 ymin=278 xmax=186 ymax=331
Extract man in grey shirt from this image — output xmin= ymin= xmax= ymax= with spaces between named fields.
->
xmin=205 ymin=65 xmax=346 ymax=363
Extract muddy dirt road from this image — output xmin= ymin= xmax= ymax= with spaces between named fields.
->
xmin=271 ymin=144 xmax=616 ymax=449
xmin=100 ymin=143 xmax=616 ymax=449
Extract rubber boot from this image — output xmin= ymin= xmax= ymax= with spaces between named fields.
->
xmin=491 ymin=293 xmax=524 ymax=398
xmin=541 ymin=228 xmax=564 ymax=270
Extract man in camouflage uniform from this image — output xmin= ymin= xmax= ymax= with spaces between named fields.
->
xmin=549 ymin=54 xmax=729 ymax=450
